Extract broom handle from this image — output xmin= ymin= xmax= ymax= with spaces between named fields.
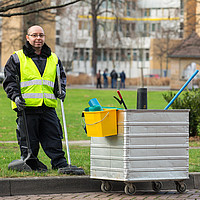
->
xmin=56 ymin=64 xmax=71 ymax=165
xmin=164 ymin=70 xmax=199 ymax=110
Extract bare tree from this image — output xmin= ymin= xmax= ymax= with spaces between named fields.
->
xmin=85 ymin=0 xmax=123 ymax=75
xmin=0 ymin=0 xmax=82 ymax=17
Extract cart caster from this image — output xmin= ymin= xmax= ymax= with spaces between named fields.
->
xmin=101 ymin=181 xmax=112 ymax=192
xmin=152 ymin=181 xmax=162 ymax=192
xmin=124 ymin=183 xmax=136 ymax=195
xmin=175 ymin=181 xmax=187 ymax=193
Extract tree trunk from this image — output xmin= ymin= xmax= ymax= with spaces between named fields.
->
xmin=91 ymin=1 xmax=98 ymax=76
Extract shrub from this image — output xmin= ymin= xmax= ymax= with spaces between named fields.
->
xmin=162 ymin=89 xmax=200 ymax=137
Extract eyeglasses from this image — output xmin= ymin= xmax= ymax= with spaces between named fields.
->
xmin=28 ymin=34 xmax=46 ymax=38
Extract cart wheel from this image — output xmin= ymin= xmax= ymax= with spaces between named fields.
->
xmin=124 ymin=184 xmax=136 ymax=195
xmin=176 ymin=182 xmax=187 ymax=193
xmin=152 ymin=181 xmax=162 ymax=192
xmin=101 ymin=181 xmax=112 ymax=192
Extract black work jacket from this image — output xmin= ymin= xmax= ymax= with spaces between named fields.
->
xmin=3 ymin=41 xmax=66 ymax=112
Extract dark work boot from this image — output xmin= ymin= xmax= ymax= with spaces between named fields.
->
xmin=58 ymin=165 xmax=85 ymax=175
xmin=26 ymin=158 xmax=48 ymax=172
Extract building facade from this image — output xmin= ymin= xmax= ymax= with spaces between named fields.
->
xmin=55 ymin=0 xmax=183 ymax=78
xmin=0 ymin=0 xmax=184 ymax=79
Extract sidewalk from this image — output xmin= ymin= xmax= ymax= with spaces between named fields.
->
xmin=67 ymin=84 xmax=171 ymax=91
xmin=1 ymin=190 xmax=200 ymax=200
xmin=0 ymin=140 xmax=91 ymax=146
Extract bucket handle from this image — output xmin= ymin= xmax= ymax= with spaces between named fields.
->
xmin=85 ymin=112 xmax=109 ymax=126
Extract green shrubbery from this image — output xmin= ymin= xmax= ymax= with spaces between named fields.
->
xmin=163 ymin=89 xmax=200 ymax=137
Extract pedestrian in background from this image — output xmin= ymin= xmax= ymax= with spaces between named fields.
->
xmin=120 ymin=70 xmax=126 ymax=88
xmin=103 ymin=68 xmax=108 ymax=88
xmin=110 ymin=69 xmax=118 ymax=88
xmin=96 ymin=69 xmax=102 ymax=88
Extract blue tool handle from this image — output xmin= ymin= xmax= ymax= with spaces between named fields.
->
xmin=164 ymin=69 xmax=199 ymax=110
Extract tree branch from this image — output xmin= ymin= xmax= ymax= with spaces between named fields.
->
xmin=0 ymin=0 xmax=82 ymax=17
xmin=96 ymin=0 xmax=105 ymax=13
xmin=0 ymin=0 xmax=42 ymax=12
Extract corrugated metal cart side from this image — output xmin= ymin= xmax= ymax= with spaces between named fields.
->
xmin=90 ymin=109 xmax=190 ymax=195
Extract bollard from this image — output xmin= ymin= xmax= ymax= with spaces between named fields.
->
xmin=137 ymin=88 xmax=147 ymax=109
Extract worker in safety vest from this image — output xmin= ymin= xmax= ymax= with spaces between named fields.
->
xmin=3 ymin=25 xmax=84 ymax=174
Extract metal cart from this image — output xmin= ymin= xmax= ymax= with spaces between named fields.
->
xmin=90 ymin=110 xmax=189 ymax=195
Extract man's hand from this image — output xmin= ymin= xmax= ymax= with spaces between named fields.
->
xmin=57 ymin=90 xmax=66 ymax=102
xmin=15 ymin=96 xmax=26 ymax=111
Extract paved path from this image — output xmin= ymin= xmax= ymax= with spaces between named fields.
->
xmin=0 ymin=140 xmax=91 ymax=146
xmin=0 ymin=189 xmax=200 ymax=200
xmin=1 ymin=141 xmax=200 ymax=149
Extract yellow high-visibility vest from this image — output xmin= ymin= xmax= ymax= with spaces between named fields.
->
xmin=12 ymin=49 xmax=58 ymax=109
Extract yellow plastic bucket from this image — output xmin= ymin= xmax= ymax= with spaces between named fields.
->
xmin=84 ymin=109 xmax=117 ymax=137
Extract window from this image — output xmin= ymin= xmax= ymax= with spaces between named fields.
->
xmin=78 ymin=21 xmax=88 ymax=30
xmin=126 ymin=1 xmax=131 ymax=16
xmin=121 ymin=49 xmax=125 ymax=61
xmin=139 ymin=50 xmax=143 ymax=61
xmin=116 ymin=50 xmax=119 ymax=61
xmin=146 ymin=52 xmax=149 ymax=61
xmin=157 ymin=23 xmax=161 ymax=31
xmin=133 ymin=52 xmax=137 ymax=61
xmin=180 ymin=22 xmax=184 ymax=30
xmin=144 ymin=9 xmax=150 ymax=17
xmin=144 ymin=23 xmax=150 ymax=36
xmin=109 ymin=51 xmax=113 ymax=61
xmin=103 ymin=49 xmax=107 ymax=61
xmin=56 ymin=38 xmax=60 ymax=45
xmin=97 ymin=49 xmax=101 ymax=61
xmin=132 ymin=1 xmax=136 ymax=10
xmin=85 ymin=49 xmax=90 ymax=61
xmin=127 ymin=49 xmax=131 ymax=61
xmin=180 ymin=0 xmax=184 ymax=15
xmin=80 ymin=49 xmax=84 ymax=61
xmin=131 ymin=23 xmax=135 ymax=31
xmin=56 ymin=30 xmax=60 ymax=35
xmin=126 ymin=24 xmax=131 ymax=37
xmin=152 ymin=24 xmax=155 ymax=32
xmin=73 ymin=49 xmax=78 ymax=60
xmin=126 ymin=1 xmax=136 ymax=16
xmin=78 ymin=21 xmax=82 ymax=30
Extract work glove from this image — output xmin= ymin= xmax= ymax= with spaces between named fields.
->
xmin=15 ymin=96 xmax=26 ymax=111
xmin=57 ymin=90 xmax=66 ymax=102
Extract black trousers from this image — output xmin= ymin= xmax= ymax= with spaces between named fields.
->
xmin=16 ymin=108 xmax=68 ymax=169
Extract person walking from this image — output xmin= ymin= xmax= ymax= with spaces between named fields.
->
xmin=110 ymin=69 xmax=118 ymax=88
xmin=103 ymin=68 xmax=108 ymax=88
xmin=3 ymin=25 xmax=84 ymax=175
xmin=120 ymin=70 xmax=126 ymax=88
xmin=96 ymin=69 xmax=102 ymax=88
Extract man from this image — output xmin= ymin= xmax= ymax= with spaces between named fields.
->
xmin=96 ymin=69 xmax=102 ymax=88
xmin=120 ymin=70 xmax=126 ymax=88
xmin=3 ymin=25 xmax=84 ymax=174
xmin=103 ymin=68 xmax=108 ymax=88
xmin=110 ymin=69 xmax=118 ymax=88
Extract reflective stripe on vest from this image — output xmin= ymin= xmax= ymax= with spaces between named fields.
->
xmin=12 ymin=50 xmax=58 ymax=109
xmin=20 ymin=79 xmax=54 ymax=88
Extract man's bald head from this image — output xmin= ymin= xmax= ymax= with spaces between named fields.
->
xmin=27 ymin=25 xmax=44 ymax=35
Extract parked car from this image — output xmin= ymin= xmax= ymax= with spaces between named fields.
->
xmin=0 ymin=72 xmax=5 ymax=83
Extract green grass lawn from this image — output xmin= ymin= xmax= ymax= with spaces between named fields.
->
xmin=0 ymin=86 xmax=199 ymax=177
xmin=0 ymin=87 xmax=169 ymax=141
xmin=0 ymin=143 xmax=90 ymax=177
